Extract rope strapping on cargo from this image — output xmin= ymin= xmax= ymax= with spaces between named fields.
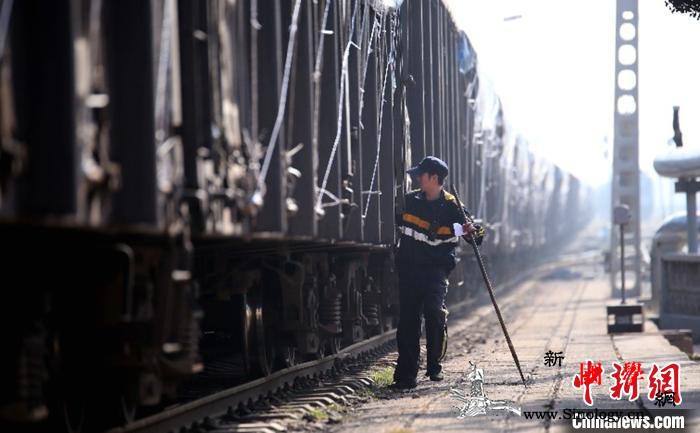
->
xmin=253 ymin=0 xmax=303 ymax=202
xmin=363 ymin=11 xmax=396 ymax=219
xmin=154 ymin=0 xmax=173 ymax=139
xmin=358 ymin=13 xmax=380 ymax=126
xmin=315 ymin=0 xmax=360 ymax=213
xmin=310 ymin=0 xmax=332 ymax=188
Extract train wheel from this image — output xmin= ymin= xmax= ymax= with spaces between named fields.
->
xmin=60 ymin=390 xmax=138 ymax=432
xmin=280 ymin=343 xmax=298 ymax=368
xmin=318 ymin=336 xmax=341 ymax=358
xmin=119 ymin=394 xmax=137 ymax=425
xmin=238 ymin=294 xmax=254 ymax=376
xmin=329 ymin=336 xmax=342 ymax=355
xmin=248 ymin=290 xmax=276 ymax=377
xmin=315 ymin=339 xmax=327 ymax=359
xmin=62 ymin=401 xmax=85 ymax=433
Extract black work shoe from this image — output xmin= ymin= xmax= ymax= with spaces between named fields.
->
xmin=390 ymin=380 xmax=417 ymax=390
xmin=429 ymin=372 xmax=444 ymax=381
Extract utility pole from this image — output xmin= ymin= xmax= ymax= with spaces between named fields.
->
xmin=610 ymin=0 xmax=641 ymax=297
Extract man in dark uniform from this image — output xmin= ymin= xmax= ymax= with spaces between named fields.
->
xmin=391 ymin=156 xmax=485 ymax=389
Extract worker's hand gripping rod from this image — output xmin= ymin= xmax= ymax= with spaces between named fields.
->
xmin=450 ymin=183 xmax=527 ymax=387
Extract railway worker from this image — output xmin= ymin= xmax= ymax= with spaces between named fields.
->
xmin=391 ymin=156 xmax=485 ymax=390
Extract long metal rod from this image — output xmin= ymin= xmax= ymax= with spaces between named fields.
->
xmin=450 ymin=184 xmax=527 ymax=386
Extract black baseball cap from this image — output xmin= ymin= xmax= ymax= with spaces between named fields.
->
xmin=407 ymin=156 xmax=448 ymax=180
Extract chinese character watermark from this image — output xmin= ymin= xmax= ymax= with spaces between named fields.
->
xmin=654 ymin=391 xmax=677 ymax=407
xmin=570 ymin=361 xmax=682 ymax=406
xmin=450 ymin=362 xmax=521 ymax=419
xmin=610 ymin=362 xmax=645 ymax=401
xmin=572 ymin=360 xmax=604 ymax=406
xmin=648 ymin=363 xmax=682 ymax=406
xmin=544 ymin=350 xmax=564 ymax=367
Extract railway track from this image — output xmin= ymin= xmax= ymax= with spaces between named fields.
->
xmin=108 ymin=330 xmax=397 ymax=433
xmin=106 ymin=246 xmax=603 ymax=433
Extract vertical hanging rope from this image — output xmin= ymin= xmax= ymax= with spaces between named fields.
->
xmin=249 ymin=0 xmax=261 ymax=200
xmin=154 ymin=0 xmax=173 ymax=138
xmin=315 ymin=0 xmax=360 ymax=212
xmin=362 ymin=11 xmax=396 ymax=219
xmin=362 ymin=26 xmax=392 ymax=218
xmin=310 ymin=0 xmax=333 ymax=200
xmin=252 ymin=0 xmax=303 ymax=202
xmin=358 ymin=15 xmax=380 ymax=128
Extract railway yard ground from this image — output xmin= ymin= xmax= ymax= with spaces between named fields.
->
xmin=110 ymin=225 xmax=700 ymax=433
xmin=4 ymin=205 xmax=681 ymax=433
xmin=298 ymin=229 xmax=700 ymax=433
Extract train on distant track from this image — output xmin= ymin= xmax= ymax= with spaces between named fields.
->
xmin=0 ymin=0 xmax=590 ymax=430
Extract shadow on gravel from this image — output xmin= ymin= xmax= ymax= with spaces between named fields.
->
xmin=371 ymin=380 xmax=454 ymax=401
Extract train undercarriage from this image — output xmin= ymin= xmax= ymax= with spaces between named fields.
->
xmin=0 ymin=224 xmax=433 ymax=431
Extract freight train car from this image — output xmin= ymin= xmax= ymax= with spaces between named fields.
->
xmin=0 ymin=0 xmax=588 ymax=430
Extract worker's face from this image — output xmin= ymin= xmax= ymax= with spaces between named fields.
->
xmin=417 ymin=172 xmax=440 ymax=192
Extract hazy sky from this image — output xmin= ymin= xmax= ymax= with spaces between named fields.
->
xmin=444 ymin=0 xmax=700 ymax=199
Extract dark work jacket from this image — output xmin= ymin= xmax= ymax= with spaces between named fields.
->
xmin=395 ymin=189 xmax=485 ymax=273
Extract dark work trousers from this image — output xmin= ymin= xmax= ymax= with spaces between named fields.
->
xmin=393 ymin=263 xmax=449 ymax=383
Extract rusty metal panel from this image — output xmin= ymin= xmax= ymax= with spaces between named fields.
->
xmin=378 ymin=12 xmax=396 ymax=244
xmin=360 ymin=6 xmax=380 ymax=243
xmin=342 ymin=0 xmax=363 ymax=242
xmin=405 ymin=0 xmax=426 ymax=162
xmin=317 ymin=0 xmax=343 ymax=240
xmin=288 ymin=0 xmax=318 ymax=237
xmin=254 ymin=0 xmax=286 ymax=233
xmin=661 ymin=254 xmax=700 ymax=317
xmin=104 ymin=0 xmax=157 ymax=225
xmin=11 ymin=0 xmax=78 ymax=218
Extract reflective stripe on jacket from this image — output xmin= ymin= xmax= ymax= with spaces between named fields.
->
xmin=396 ymin=189 xmax=484 ymax=271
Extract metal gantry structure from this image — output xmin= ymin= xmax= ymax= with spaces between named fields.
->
xmin=610 ymin=0 xmax=641 ymax=296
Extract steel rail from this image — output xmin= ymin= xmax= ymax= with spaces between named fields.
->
xmin=107 ymin=330 xmax=396 ymax=433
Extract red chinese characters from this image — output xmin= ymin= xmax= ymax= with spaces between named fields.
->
xmin=610 ymin=362 xmax=645 ymax=401
xmin=571 ymin=361 xmax=682 ymax=406
xmin=572 ymin=361 xmax=604 ymax=406
xmin=648 ymin=363 xmax=682 ymax=406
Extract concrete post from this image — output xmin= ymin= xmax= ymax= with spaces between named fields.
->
xmin=686 ymin=189 xmax=698 ymax=253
